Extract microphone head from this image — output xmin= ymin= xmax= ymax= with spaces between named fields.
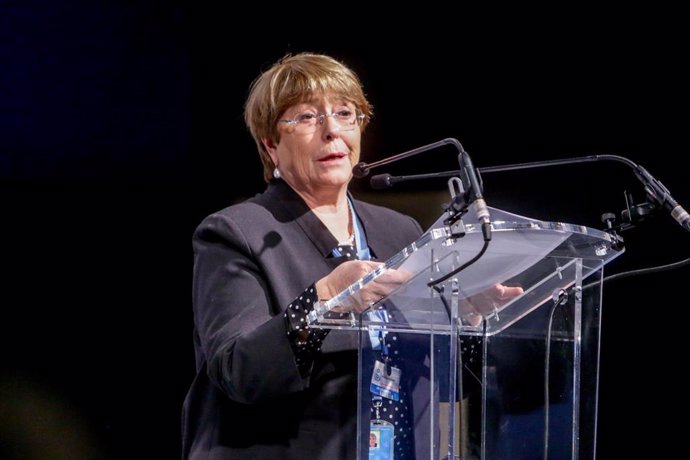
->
xmin=352 ymin=162 xmax=369 ymax=178
xmin=370 ymin=174 xmax=394 ymax=190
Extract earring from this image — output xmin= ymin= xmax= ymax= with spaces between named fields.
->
xmin=273 ymin=167 xmax=281 ymax=179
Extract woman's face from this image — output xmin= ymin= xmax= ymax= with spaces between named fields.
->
xmin=263 ymin=95 xmax=361 ymax=196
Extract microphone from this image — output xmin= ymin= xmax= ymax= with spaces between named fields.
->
xmin=633 ymin=165 xmax=690 ymax=232
xmin=355 ymin=138 xmax=491 ymax=240
xmin=370 ymin=152 xmax=690 ymax=233
xmin=370 ymin=171 xmax=462 ymax=189
xmin=453 ymin=139 xmax=491 ymax=234
xmin=352 ymin=162 xmax=370 ymax=179
xmin=369 ymin=173 xmax=395 ymax=189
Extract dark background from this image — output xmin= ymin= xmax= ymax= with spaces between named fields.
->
xmin=1 ymin=2 xmax=688 ymax=458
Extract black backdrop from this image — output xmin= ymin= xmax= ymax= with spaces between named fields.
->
xmin=1 ymin=2 xmax=688 ymax=458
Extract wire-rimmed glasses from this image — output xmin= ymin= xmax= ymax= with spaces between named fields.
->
xmin=279 ymin=108 xmax=365 ymax=133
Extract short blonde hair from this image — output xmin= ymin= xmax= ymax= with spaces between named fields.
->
xmin=244 ymin=52 xmax=373 ymax=183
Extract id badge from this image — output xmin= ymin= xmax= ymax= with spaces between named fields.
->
xmin=370 ymin=360 xmax=401 ymax=401
xmin=369 ymin=419 xmax=394 ymax=460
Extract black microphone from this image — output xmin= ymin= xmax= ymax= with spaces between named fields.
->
xmin=456 ymin=141 xmax=491 ymax=228
xmin=356 ymin=138 xmax=491 ymax=240
xmin=372 ymin=152 xmax=690 ymax=233
xmin=633 ymin=165 xmax=690 ymax=232
xmin=369 ymin=173 xmax=395 ymax=189
xmin=352 ymin=162 xmax=370 ymax=179
xmin=370 ymin=171 xmax=462 ymax=189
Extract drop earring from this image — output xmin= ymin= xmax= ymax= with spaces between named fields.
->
xmin=273 ymin=167 xmax=281 ymax=179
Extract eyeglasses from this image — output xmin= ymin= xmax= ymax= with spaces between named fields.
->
xmin=279 ymin=108 xmax=365 ymax=133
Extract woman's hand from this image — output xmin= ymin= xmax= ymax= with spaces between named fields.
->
xmin=315 ymin=261 xmax=411 ymax=314
xmin=460 ymin=283 xmax=524 ymax=326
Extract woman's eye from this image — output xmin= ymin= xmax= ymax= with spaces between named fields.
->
xmin=297 ymin=113 xmax=317 ymax=123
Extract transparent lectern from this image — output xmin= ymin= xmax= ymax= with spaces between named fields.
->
xmin=308 ymin=204 xmax=624 ymax=460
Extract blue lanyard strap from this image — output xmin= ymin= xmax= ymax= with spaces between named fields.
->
xmin=327 ymin=199 xmax=387 ymax=352
xmin=348 ymin=199 xmax=389 ymax=352
xmin=330 ymin=197 xmax=371 ymax=260
xmin=351 ymin=198 xmax=371 ymax=261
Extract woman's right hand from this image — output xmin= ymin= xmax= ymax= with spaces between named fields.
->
xmin=315 ymin=260 xmax=411 ymax=314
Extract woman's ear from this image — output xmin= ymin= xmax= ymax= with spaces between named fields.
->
xmin=262 ymin=138 xmax=278 ymax=165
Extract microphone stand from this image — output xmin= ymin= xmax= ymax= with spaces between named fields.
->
xmin=477 ymin=155 xmax=670 ymax=233
xmin=367 ymin=152 xmax=688 ymax=236
xmin=355 ymin=138 xmax=492 ymax=242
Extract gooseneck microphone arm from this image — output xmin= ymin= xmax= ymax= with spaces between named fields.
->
xmin=352 ymin=138 xmax=457 ymax=179
xmin=477 ymin=154 xmax=620 ymax=173
xmin=370 ymin=170 xmax=462 ymax=189
xmin=480 ymin=155 xmax=689 ymax=231
xmin=369 ymin=155 xmax=613 ymax=187
xmin=369 ymin=153 xmax=632 ymax=185
xmin=354 ymin=138 xmax=492 ymax=241
xmin=369 ymin=151 xmax=690 ymax=233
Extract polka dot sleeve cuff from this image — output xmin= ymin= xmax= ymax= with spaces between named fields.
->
xmin=283 ymin=284 xmax=330 ymax=377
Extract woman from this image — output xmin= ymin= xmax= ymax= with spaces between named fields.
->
xmin=181 ymin=52 xmax=425 ymax=459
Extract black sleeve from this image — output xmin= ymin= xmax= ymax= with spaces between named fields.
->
xmin=284 ymin=283 xmax=351 ymax=377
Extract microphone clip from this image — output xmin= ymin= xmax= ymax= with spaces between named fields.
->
xmin=443 ymin=176 xmax=469 ymax=238
xmin=620 ymin=195 xmax=658 ymax=229
xmin=601 ymin=189 xmax=658 ymax=247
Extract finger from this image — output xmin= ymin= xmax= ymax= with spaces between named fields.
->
xmin=371 ymin=268 xmax=412 ymax=287
xmin=490 ymin=283 xmax=524 ymax=300
xmin=500 ymin=285 xmax=524 ymax=299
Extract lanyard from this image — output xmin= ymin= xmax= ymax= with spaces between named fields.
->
xmin=352 ymin=198 xmax=371 ymax=261
xmin=330 ymin=197 xmax=371 ymax=261
xmin=329 ymin=199 xmax=385 ymax=349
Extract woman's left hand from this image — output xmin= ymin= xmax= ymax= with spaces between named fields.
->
xmin=460 ymin=283 xmax=524 ymax=326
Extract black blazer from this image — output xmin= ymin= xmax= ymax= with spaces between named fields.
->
xmin=182 ymin=180 xmax=424 ymax=460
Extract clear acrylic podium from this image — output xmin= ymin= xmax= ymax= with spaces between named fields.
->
xmin=308 ymin=205 xmax=624 ymax=460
